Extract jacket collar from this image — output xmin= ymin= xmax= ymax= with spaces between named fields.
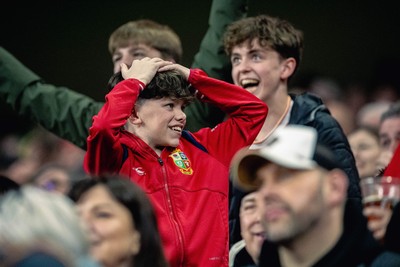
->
xmin=288 ymin=92 xmax=329 ymax=125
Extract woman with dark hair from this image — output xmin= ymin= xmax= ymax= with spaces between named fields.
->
xmin=69 ymin=175 xmax=168 ymax=267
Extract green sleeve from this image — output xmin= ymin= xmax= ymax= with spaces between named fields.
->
xmin=185 ymin=0 xmax=248 ymax=132
xmin=0 ymin=47 xmax=103 ymax=150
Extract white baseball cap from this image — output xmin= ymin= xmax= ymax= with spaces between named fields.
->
xmin=231 ymin=125 xmax=341 ymax=191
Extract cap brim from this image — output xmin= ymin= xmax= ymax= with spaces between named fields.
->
xmin=231 ymin=148 xmax=316 ymax=191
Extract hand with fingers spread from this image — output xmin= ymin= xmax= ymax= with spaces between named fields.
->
xmin=121 ymin=57 xmax=173 ymax=85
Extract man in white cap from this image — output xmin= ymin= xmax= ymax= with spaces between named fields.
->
xmin=231 ymin=125 xmax=400 ymax=267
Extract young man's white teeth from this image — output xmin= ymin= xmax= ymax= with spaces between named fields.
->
xmin=241 ymin=79 xmax=259 ymax=88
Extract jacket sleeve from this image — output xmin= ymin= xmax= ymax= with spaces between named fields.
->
xmin=84 ymin=79 xmax=144 ymax=175
xmin=185 ymin=0 xmax=249 ymax=132
xmin=313 ymin=114 xmax=362 ymax=200
xmin=0 ymin=47 xmax=102 ymax=150
xmin=188 ymin=69 xmax=268 ymax=167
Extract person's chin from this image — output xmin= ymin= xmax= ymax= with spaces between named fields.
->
xmin=167 ymin=139 xmax=180 ymax=148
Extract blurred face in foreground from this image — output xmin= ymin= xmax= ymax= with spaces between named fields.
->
xmin=255 ymin=163 xmax=327 ymax=243
xmin=77 ymin=185 xmax=140 ymax=267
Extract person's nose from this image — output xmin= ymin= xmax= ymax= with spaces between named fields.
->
xmin=175 ymin=108 xmax=186 ymax=122
xmin=235 ymin=58 xmax=252 ymax=74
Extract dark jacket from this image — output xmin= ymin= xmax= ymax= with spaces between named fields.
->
xmin=230 ymin=92 xmax=362 ymax=246
xmin=258 ymin=200 xmax=400 ymax=267
xmin=288 ymin=92 xmax=361 ymax=200
xmin=230 ymin=240 xmax=257 ymax=267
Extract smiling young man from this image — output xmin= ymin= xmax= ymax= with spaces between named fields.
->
xmin=222 ymin=15 xmax=362 ymax=246
xmin=85 ymin=57 xmax=268 ymax=267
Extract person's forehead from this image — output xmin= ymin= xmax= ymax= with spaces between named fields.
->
xmin=255 ymin=163 xmax=316 ymax=179
xmin=241 ymin=192 xmax=258 ymax=203
xmin=113 ymin=43 xmax=160 ymax=54
xmin=232 ymin=38 xmax=272 ymax=53
xmin=379 ymin=117 xmax=400 ymax=134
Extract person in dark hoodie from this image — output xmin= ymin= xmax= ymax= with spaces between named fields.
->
xmin=231 ymin=125 xmax=400 ymax=266
xmin=222 ymin=14 xmax=361 ymax=246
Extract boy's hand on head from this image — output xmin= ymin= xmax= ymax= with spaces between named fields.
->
xmin=159 ymin=63 xmax=190 ymax=80
xmin=121 ymin=57 xmax=173 ymax=85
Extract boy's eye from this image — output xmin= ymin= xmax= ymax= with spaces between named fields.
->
xmin=252 ymin=54 xmax=261 ymax=60
xmin=231 ymin=56 xmax=241 ymax=65
xmin=112 ymin=56 xmax=122 ymax=63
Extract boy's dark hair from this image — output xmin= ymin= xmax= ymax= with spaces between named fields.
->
xmin=107 ymin=70 xmax=195 ymax=105
xmin=223 ymin=15 xmax=304 ymax=76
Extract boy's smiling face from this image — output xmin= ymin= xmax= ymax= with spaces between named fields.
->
xmin=132 ymin=97 xmax=186 ymax=152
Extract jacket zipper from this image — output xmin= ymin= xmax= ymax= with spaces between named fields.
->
xmin=158 ymin=157 xmax=185 ymax=265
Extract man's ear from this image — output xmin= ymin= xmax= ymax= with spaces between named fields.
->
xmin=280 ymin=57 xmax=296 ymax=80
xmin=326 ymin=169 xmax=349 ymax=207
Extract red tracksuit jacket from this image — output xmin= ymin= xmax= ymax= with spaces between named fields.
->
xmin=84 ymin=69 xmax=268 ymax=267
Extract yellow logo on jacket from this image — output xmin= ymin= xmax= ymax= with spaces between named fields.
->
xmin=169 ymin=148 xmax=193 ymax=175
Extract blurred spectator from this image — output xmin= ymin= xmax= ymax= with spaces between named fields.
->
xmin=69 ymin=175 xmax=168 ymax=267
xmin=229 ymin=191 xmax=262 ymax=267
xmin=3 ymin=126 xmax=84 ymax=185
xmin=0 ymin=185 xmax=98 ymax=267
xmin=376 ymin=101 xmax=400 ymax=171
xmin=28 ymin=163 xmax=75 ymax=195
xmin=348 ymin=126 xmax=381 ymax=179
xmin=309 ymin=76 xmax=355 ymax=135
xmin=325 ymin=100 xmax=355 ymax=135
xmin=356 ymin=101 xmax=391 ymax=131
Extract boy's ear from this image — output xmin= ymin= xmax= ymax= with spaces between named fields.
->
xmin=325 ymin=169 xmax=348 ymax=207
xmin=128 ymin=109 xmax=142 ymax=125
xmin=280 ymin=57 xmax=296 ymax=80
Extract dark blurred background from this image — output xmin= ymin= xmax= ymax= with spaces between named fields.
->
xmin=1 ymin=0 xmax=400 ymax=135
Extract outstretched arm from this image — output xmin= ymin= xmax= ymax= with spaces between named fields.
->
xmin=185 ymin=0 xmax=249 ymax=132
xmin=0 ymin=47 xmax=103 ymax=150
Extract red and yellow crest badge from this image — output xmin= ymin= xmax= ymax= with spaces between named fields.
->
xmin=169 ymin=148 xmax=193 ymax=175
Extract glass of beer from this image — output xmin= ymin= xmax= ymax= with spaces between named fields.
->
xmin=360 ymin=176 xmax=400 ymax=221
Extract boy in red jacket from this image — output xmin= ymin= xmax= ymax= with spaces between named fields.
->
xmin=84 ymin=57 xmax=268 ymax=267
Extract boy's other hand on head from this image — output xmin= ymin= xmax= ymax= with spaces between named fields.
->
xmin=159 ymin=63 xmax=190 ymax=80
xmin=121 ymin=57 xmax=173 ymax=85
